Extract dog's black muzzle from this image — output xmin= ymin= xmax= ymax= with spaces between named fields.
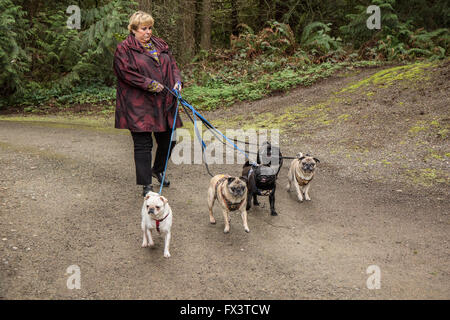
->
xmin=302 ymin=164 xmax=315 ymax=172
xmin=232 ymin=187 xmax=246 ymax=197
xmin=148 ymin=208 xmax=155 ymax=214
xmin=255 ymin=166 xmax=277 ymax=188
xmin=257 ymin=175 xmax=276 ymax=185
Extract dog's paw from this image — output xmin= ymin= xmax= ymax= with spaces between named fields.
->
xmin=164 ymin=251 xmax=171 ymax=258
xmin=223 ymin=227 xmax=230 ymax=234
xmin=286 ymin=184 xmax=291 ymax=191
xmin=209 ymin=217 xmax=216 ymax=224
xmin=244 ymin=227 xmax=250 ymax=233
xmin=271 ymin=211 xmax=278 ymax=216
xmin=141 ymin=242 xmax=148 ymax=248
xmin=297 ymin=196 xmax=304 ymax=202
xmin=305 ymin=192 xmax=311 ymax=201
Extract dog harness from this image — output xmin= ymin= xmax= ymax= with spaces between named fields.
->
xmin=152 ymin=213 xmax=169 ymax=233
xmin=222 ymin=194 xmax=245 ymax=211
xmin=216 ymin=176 xmax=245 ymax=211
xmin=215 ymin=176 xmax=229 ymax=195
xmin=258 ymin=189 xmax=273 ymax=196
xmin=295 ymin=171 xmax=313 ymax=186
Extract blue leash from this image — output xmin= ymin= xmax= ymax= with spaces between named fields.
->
xmin=159 ymin=87 xmax=262 ymax=188
xmin=167 ymin=89 xmax=250 ymax=161
xmin=184 ymin=99 xmax=249 ymax=160
xmin=158 ymin=90 xmax=180 ymax=195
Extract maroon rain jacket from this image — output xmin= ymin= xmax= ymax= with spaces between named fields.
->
xmin=113 ymin=34 xmax=183 ymax=132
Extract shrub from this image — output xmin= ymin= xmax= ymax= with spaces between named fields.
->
xmin=230 ymin=20 xmax=296 ymax=58
xmin=300 ymin=21 xmax=343 ymax=56
xmin=340 ymin=0 xmax=449 ymax=61
xmin=0 ymin=0 xmax=30 ymax=101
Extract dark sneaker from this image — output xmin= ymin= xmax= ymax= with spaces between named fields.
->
xmin=152 ymin=172 xmax=170 ymax=187
xmin=142 ymin=185 xmax=154 ymax=197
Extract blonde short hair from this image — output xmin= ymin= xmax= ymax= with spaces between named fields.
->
xmin=128 ymin=11 xmax=154 ymax=33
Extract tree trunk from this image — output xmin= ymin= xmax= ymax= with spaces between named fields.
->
xmin=230 ymin=0 xmax=239 ymax=36
xmin=177 ymin=0 xmax=196 ymax=62
xmin=258 ymin=0 xmax=269 ymax=29
xmin=200 ymin=0 xmax=211 ymax=50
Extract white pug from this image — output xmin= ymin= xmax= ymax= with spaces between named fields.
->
xmin=141 ymin=191 xmax=173 ymax=258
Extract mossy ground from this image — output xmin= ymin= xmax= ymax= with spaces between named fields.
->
xmin=206 ymin=59 xmax=450 ymax=189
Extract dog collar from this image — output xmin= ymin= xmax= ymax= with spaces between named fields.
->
xmin=152 ymin=213 xmax=169 ymax=233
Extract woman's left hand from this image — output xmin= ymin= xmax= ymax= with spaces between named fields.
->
xmin=173 ymin=82 xmax=182 ymax=93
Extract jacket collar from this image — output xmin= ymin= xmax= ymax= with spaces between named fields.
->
xmin=123 ymin=33 xmax=170 ymax=54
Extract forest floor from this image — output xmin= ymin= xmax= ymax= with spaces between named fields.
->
xmin=0 ymin=60 xmax=449 ymax=299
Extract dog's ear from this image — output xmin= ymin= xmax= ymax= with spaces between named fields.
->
xmin=313 ymin=157 xmax=320 ymax=163
xmin=227 ymin=177 xmax=235 ymax=184
xmin=296 ymin=152 xmax=303 ymax=160
xmin=144 ymin=195 xmax=150 ymax=200
xmin=159 ymin=196 xmax=168 ymax=204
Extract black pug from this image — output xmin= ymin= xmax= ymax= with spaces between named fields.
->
xmin=241 ymin=142 xmax=283 ymax=216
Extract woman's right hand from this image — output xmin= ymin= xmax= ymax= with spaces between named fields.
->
xmin=148 ymin=80 xmax=164 ymax=93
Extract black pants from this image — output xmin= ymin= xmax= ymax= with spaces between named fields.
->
xmin=131 ymin=131 xmax=176 ymax=186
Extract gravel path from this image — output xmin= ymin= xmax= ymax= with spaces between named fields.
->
xmin=1 ymin=65 xmax=449 ymax=299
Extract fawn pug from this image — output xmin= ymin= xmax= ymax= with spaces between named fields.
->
xmin=286 ymin=153 xmax=320 ymax=202
xmin=207 ymin=174 xmax=249 ymax=233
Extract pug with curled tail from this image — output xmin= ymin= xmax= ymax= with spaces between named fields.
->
xmin=286 ymin=153 xmax=320 ymax=202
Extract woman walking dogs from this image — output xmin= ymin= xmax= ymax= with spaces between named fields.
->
xmin=114 ymin=11 xmax=183 ymax=196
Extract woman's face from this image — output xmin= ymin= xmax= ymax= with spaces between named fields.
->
xmin=133 ymin=24 xmax=153 ymax=44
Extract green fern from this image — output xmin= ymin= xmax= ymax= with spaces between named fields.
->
xmin=301 ymin=21 xmax=342 ymax=55
xmin=340 ymin=0 xmax=399 ymax=48
xmin=0 ymin=0 xmax=30 ymax=100
xmin=341 ymin=0 xmax=449 ymax=61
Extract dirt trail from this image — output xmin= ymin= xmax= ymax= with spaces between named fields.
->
xmin=0 ymin=62 xmax=449 ymax=299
